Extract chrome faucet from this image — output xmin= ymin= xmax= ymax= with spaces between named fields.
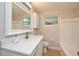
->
xmin=25 ymin=32 xmax=29 ymax=39
xmin=25 ymin=32 xmax=32 ymax=39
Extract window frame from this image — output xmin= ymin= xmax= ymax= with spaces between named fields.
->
xmin=44 ymin=15 xmax=59 ymax=26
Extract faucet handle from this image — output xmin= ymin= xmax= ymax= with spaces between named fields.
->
xmin=14 ymin=34 xmax=18 ymax=37
xmin=25 ymin=33 xmax=28 ymax=39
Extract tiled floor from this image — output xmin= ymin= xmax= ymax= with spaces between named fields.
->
xmin=43 ymin=48 xmax=63 ymax=56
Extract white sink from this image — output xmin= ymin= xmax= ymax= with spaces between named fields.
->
xmin=2 ymin=35 xmax=43 ymax=55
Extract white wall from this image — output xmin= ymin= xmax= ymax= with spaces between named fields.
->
xmin=60 ymin=17 xmax=79 ymax=56
xmin=60 ymin=7 xmax=79 ymax=56
xmin=0 ymin=3 xmax=5 ymax=56
xmin=0 ymin=41 xmax=1 ymax=56
xmin=36 ymin=10 xmax=76 ymax=50
xmin=37 ymin=13 xmax=60 ymax=49
xmin=0 ymin=3 xmax=5 ymax=41
xmin=38 ymin=14 xmax=59 ymax=42
xmin=75 ymin=7 xmax=79 ymax=17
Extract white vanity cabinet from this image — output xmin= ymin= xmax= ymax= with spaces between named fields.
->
xmin=1 ymin=35 xmax=43 ymax=56
xmin=1 ymin=42 xmax=43 ymax=56
xmin=31 ymin=41 xmax=43 ymax=56
xmin=31 ymin=12 xmax=40 ymax=28
xmin=35 ymin=42 xmax=43 ymax=56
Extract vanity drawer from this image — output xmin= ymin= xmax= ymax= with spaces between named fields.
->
xmin=1 ymin=48 xmax=25 ymax=56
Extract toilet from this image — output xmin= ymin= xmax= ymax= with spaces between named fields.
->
xmin=43 ymin=39 xmax=54 ymax=53
xmin=43 ymin=41 xmax=49 ymax=53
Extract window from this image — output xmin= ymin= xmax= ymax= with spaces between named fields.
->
xmin=23 ymin=17 xmax=30 ymax=25
xmin=44 ymin=16 xmax=58 ymax=25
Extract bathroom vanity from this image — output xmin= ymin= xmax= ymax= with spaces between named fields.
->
xmin=0 ymin=2 xmax=42 ymax=56
xmin=1 ymin=35 xmax=43 ymax=56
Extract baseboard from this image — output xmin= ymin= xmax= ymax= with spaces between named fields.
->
xmin=60 ymin=43 xmax=70 ymax=56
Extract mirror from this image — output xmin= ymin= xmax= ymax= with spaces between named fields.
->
xmin=4 ymin=2 xmax=33 ymax=36
xmin=12 ymin=3 xmax=31 ymax=30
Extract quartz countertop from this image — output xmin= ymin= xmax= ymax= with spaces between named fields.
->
xmin=1 ymin=35 xmax=43 ymax=55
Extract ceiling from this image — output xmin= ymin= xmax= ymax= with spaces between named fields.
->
xmin=31 ymin=2 xmax=79 ymax=13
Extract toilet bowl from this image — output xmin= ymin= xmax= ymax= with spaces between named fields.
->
xmin=43 ymin=38 xmax=60 ymax=54
xmin=43 ymin=41 xmax=49 ymax=53
xmin=48 ymin=39 xmax=61 ymax=50
xmin=42 ymin=38 xmax=54 ymax=53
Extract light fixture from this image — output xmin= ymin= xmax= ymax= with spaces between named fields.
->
xmin=25 ymin=2 xmax=32 ymax=9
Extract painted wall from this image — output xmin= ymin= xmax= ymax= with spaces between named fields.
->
xmin=75 ymin=7 xmax=79 ymax=17
xmin=36 ymin=10 xmax=76 ymax=50
xmin=0 ymin=3 xmax=5 ymax=55
xmin=0 ymin=41 xmax=1 ymax=56
xmin=0 ymin=3 xmax=5 ymax=41
xmin=60 ymin=8 xmax=79 ymax=56
xmin=37 ymin=13 xmax=59 ymax=42
xmin=60 ymin=17 xmax=79 ymax=56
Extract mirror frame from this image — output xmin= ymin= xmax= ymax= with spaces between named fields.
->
xmin=5 ymin=2 xmax=33 ymax=36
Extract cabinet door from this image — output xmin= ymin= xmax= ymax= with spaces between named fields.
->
xmin=1 ymin=49 xmax=25 ymax=56
xmin=36 ymin=42 xmax=43 ymax=56
xmin=31 ymin=12 xmax=39 ymax=28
